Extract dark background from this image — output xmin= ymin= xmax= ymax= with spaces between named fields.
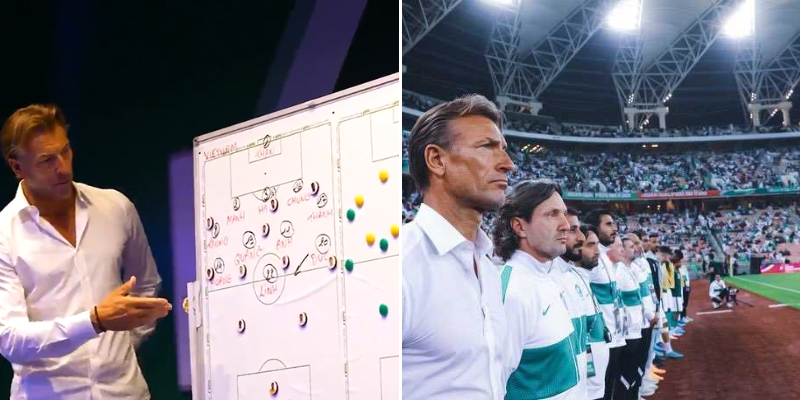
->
xmin=0 ymin=1 xmax=398 ymax=398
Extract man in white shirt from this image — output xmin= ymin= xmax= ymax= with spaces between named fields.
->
xmin=709 ymin=274 xmax=731 ymax=308
xmin=402 ymin=94 xmax=515 ymax=400
xmin=0 ymin=104 xmax=172 ymax=399
xmin=492 ymin=179 xmax=581 ymax=399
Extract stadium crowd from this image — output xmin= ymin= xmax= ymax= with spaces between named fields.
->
xmin=404 ymin=90 xmax=800 ymax=139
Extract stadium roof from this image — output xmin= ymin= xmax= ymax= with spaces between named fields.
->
xmin=403 ymin=0 xmax=800 ymax=128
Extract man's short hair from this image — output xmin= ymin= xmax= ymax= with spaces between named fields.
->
xmin=583 ymin=208 xmax=613 ymax=228
xmin=567 ymin=207 xmax=580 ymax=217
xmin=658 ymin=246 xmax=672 ymax=254
xmin=492 ymin=179 xmax=562 ymax=262
xmin=580 ymin=224 xmax=599 ymax=238
xmin=407 ymin=94 xmax=503 ymax=192
xmin=1 ymin=104 xmax=68 ymax=163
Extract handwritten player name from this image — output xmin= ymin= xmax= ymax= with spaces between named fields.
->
xmin=227 ymin=211 xmax=245 ymax=225
xmin=234 ymin=246 xmax=264 ymax=266
xmin=287 ymin=194 xmax=311 ymax=206
xmin=257 ymin=282 xmax=280 ymax=298
xmin=309 ymin=253 xmax=328 ymax=266
xmin=211 ymin=273 xmax=232 ymax=286
xmin=203 ymin=143 xmax=237 ymax=160
xmin=276 ymin=237 xmax=292 ymax=250
xmin=207 ymin=236 xmax=229 ymax=249
xmin=253 ymin=146 xmax=278 ymax=160
xmin=307 ymin=209 xmax=332 ymax=223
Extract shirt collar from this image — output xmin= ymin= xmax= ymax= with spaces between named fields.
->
xmin=415 ymin=203 xmax=492 ymax=257
xmin=507 ymin=249 xmax=553 ymax=277
xmin=598 ymin=243 xmax=609 ymax=253
xmin=11 ymin=181 xmax=90 ymax=218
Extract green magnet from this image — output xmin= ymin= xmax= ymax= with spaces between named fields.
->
xmin=347 ymin=209 xmax=356 ymax=221
xmin=345 ymin=259 xmax=354 ymax=272
xmin=379 ymin=238 xmax=389 ymax=251
xmin=379 ymin=304 xmax=388 ymax=317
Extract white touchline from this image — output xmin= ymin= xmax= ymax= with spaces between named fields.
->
xmin=729 ymin=276 xmax=800 ymax=295
xmin=696 ymin=310 xmax=733 ymax=315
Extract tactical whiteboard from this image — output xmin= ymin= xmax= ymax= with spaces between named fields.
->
xmin=187 ymin=73 xmax=400 ymax=400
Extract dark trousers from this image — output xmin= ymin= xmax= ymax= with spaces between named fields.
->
xmin=603 ymin=345 xmax=623 ymax=400
xmin=681 ymin=287 xmax=691 ymax=318
xmin=612 ymin=338 xmax=642 ymax=400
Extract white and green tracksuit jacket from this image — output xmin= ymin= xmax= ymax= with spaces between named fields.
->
xmin=589 ymin=245 xmax=626 ymax=348
xmin=500 ymin=250 xmax=582 ymax=400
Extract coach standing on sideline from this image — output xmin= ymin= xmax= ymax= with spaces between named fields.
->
xmin=402 ymin=95 xmax=515 ymax=400
xmin=0 ymin=104 xmax=172 ymax=400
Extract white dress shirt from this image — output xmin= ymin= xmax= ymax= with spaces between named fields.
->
xmin=402 ymin=203 xmax=507 ymax=400
xmin=0 ymin=182 xmax=162 ymax=399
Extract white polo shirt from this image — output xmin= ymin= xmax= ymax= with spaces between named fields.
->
xmin=402 ymin=204 xmax=507 ymax=400
xmin=0 ymin=182 xmax=161 ymax=400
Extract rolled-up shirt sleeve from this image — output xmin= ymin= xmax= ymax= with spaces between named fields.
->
xmin=120 ymin=195 xmax=162 ymax=349
xmin=0 ymin=237 xmax=98 ymax=365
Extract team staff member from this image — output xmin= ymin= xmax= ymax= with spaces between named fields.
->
xmin=0 ymin=105 xmax=171 ymax=400
xmin=551 ymin=208 xmax=592 ymax=398
xmin=402 ymin=94 xmax=515 ymax=400
xmin=583 ymin=210 xmax=625 ymax=400
xmin=577 ymin=225 xmax=611 ymax=400
xmin=493 ymin=179 xmax=581 ymax=399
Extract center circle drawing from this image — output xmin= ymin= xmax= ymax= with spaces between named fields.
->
xmin=252 ymin=253 xmax=287 ymax=305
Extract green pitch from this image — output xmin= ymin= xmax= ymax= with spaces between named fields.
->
xmin=725 ymin=273 xmax=800 ymax=311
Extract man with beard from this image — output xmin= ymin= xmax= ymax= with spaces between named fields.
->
xmin=402 ymin=94 xmax=515 ymax=400
xmin=493 ymin=179 xmax=581 ymax=399
xmin=583 ymin=210 xmax=625 ymax=400
xmin=551 ymin=208 xmax=594 ymax=398
xmin=577 ymin=225 xmax=611 ymax=400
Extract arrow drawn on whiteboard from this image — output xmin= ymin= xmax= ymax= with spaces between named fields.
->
xmin=294 ymin=253 xmax=309 ymax=276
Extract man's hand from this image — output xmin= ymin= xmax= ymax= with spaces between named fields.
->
xmin=649 ymin=317 xmax=659 ymax=328
xmin=91 ymin=277 xmax=172 ymax=333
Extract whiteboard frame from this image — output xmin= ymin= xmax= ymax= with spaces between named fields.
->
xmin=188 ymin=72 xmax=400 ymax=400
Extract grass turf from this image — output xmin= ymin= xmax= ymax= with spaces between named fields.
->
xmin=725 ymin=273 xmax=800 ymax=311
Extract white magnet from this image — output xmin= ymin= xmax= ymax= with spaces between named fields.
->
xmin=206 ymin=217 xmax=213 ymax=230
xmin=328 ymin=256 xmax=337 ymax=270
xmin=237 ymin=319 xmax=246 ymax=333
xmin=262 ymin=224 xmax=270 ymax=237
xmin=269 ymin=198 xmax=279 ymax=212
xmin=206 ymin=267 xmax=214 ymax=280
xmin=310 ymin=181 xmax=319 ymax=195
xmin=299 ymin=312 xmax=308 ymax=327
xmin=239 ymin=265 xmax=247 ymax=278
xmin=282 ymin=255 xmax=290 ymax=269
xmin=269 ymin=381 xmax=279 ymax=395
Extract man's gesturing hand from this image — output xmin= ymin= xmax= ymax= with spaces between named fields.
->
xmin=91 ymin=277 xmax=172 ymax=333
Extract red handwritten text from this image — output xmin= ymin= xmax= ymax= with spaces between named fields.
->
xmin=203 ymin=143 xmax=237 ymax=160
xmin=254 ymin=147 xmax=277 ymax=159
xmin=234 ymin=246 xmax=264 ymax=266
xmin=227 ymin=211 xmax=245 ymax=225
xmin=207 ymin=236 xmax=229 ymax=249
xmin=308 ymin=209 xmax=332 ymax=223
xmin=276 ymin=237 xmax=293 ymax=251
xmin=212 ymin=273 xmax=231 ymax=286
xmin=287 ymin=194 xmax=311 ymax=206
xmin=258 ymin=283 xmax=279 ymax=298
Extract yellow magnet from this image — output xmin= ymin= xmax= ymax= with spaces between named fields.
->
xmin=390 ymin=224 xmax=399 ymax=237
xmin=366 ymin=233 xmax=375 ymax=245
xmin=355 ymin=194 xmax=364 ymax=207
xmin=379 ymin=169 xmax=389 ymax=183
